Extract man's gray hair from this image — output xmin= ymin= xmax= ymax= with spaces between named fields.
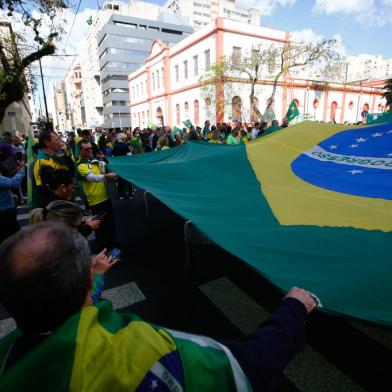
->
xmin=0 ymin=222 xmax=91 ymax=333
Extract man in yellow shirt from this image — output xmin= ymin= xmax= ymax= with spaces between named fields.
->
xmin=32 ymin=130 xmax=74 ymax=207
xmin=77 ymin=140 xmax=117 ymax=250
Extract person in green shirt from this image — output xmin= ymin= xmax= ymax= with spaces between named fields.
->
xmin=226 ymin=128 xmax=240 ymax=145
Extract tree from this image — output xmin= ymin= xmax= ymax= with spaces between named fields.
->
xmin=0 ymin=0 xmax=67 ymax=122
xmin=201 ymin=37 xmax=341 ymax=122
xmin=382 ymin=78 xmax=392 ymax=111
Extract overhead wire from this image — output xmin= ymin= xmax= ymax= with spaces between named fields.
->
xmin=47 ymin=0 xmax=82 ymax=84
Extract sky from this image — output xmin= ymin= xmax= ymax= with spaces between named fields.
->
xmin=3 ymin=0 xmax=392 ymax=117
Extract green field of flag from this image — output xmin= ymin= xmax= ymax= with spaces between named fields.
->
xmin=109 ymin=121 xmax=392 ymax=326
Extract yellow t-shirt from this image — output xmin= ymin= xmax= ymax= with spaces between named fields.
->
xmin=78 ymin=162 xmax=109 ymax=206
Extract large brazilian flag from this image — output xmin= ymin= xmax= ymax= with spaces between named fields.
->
xmin=109 ymin=121 xmax=392 ymax=327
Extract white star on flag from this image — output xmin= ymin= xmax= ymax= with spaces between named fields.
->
xmin=350 ymin=144 xmax=359 ymax=148
xmin=387 ymin=130 xmax=392 ymax=134
xmin=372 ymin=132 xmax=383 ymax=137
xmin=348 ymin=170 xmax=363 ymax=175
xmin=387 ymin=153 xmax=392 ymax=157
xmin=150 ymin=379 xmax=159 ymax=390
xmin=329 ymin=145 xmax=338 ymax=149
xmin=356 ymin=137 xmax=367 ymax=142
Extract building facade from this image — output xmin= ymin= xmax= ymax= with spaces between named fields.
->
xmin=53 ymin=82 xmax=68 ymax=133
xmin=128 ymin=18 xmax=385 ymax=129
xmin=98 ymin=11 xmax=193 ymax=129
xmin=164 ymin=0 xmax=260 ymax=29
xmin=63 ymin=57 xmax=85 ymax=129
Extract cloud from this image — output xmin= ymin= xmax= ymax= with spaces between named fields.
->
xmin=314 ymin=0 xmax=392 ymax=27
xmin=0 ymin=7 xmax=96 ymax=77
xmin=236 ymin=0 xmax=296 ymax=16
xmin=291 ymin=28 xmax=347 ymax=59
xmin=314 ymin=0 xmax=374 ymax=14
xmin=291 ymin=28 xmax=323 ymax=43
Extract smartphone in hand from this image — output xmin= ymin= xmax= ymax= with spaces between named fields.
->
xmin=108 ymin=248 xmax=121 ymax=259
xmin=92 ymin=211 xmax=106 ymax=221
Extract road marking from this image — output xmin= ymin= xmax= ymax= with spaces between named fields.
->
xmin=199 ymin=276 xmax=268 ymax=335
xmin=102 ymin=282 xmax=146 ymax=310
xmin=17 ymin=213 xmax=31 ymax=221
xmin=200 ymin=277 xmax=363 ymax=392
xmin=0 ymin=318 xmax=16 ymax=338
xmin=0 ymin=282 xmax=145 ymax=339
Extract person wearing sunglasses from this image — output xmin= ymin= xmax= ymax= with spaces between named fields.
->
xmin=77 ymin=140 xmax=117 ymax=251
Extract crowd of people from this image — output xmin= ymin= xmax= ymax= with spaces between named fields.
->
xmin=0 ymin=117 xmax=321 ymax=391
xmin=0 ymin=117 xmax=290 ymax=246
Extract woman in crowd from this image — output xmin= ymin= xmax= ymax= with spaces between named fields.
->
xmin=29 ymin=199 xmax=100 ymax=238
xmin=38 ymin=165 xmax=76 ymax=207
xmin=29 ymin=200 xmax=113 ymax=303
xmin=0 ymin=144 xmax=26 ymax=244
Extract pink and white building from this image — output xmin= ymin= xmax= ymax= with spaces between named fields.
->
xmin=128 ymin=18 xmax=386 ymax=129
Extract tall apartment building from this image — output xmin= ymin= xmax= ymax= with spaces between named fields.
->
xmin=63 ymin=57 xmax=85 ymax=129
xmin=53 ymin=82 xmax=68 ymax=133
xmin=97 ymin=5 xmax=193 ymax=129
xmin=164 ymin=0 xmax=260 ymax=29
xmin=345 ymin=54 xmax=392 ymax=82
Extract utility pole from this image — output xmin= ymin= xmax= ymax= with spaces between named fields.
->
xmin=38 ymin=58 xmax=49 ymax=126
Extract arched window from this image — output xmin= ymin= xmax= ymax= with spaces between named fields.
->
xmin=330 ymin=101 xmax=338 ymax=122
xmin=362 ymin=103 xmax=369 ymax=111
xmin=194 ymin=100 xmax=199 ymax=125
xmin=137 ymin=112 xmax=141 ymax=127
xmin=294 ymin=98 xmax=300 ymax=107
xmin=232 ymin=96 xmax=242 ymax=122
xmin=147 ymin=110 xmax=150 ymax=120
xmin=348 ymin=101 xmax=354 ymax=110
xmin=250 ymin=97 xmax=259 ymax=123
xmin=176 ymin=104 xmax=180 ymax=124
xmin=378 ymin=103 xmax=383 ymax=112
xmin=184 ymin=101 xmax=189 ymax=118
xmin=313 ymin=98 xmax=319 ymax=109
xmin=156 ymin=107 xmax=163 ymax=126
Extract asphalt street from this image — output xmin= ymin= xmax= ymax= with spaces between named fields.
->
xmin=1 ymin=190 xmax=392 ymax=391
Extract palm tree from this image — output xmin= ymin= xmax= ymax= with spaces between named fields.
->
xmin=382 ymin=78 xmax=392 ymax=111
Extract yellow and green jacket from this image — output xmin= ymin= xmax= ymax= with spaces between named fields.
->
xmin=32 ymin=149 xmax=73 ymax=187
xmin=77 ymin=158 xmax=109 ymax=206
xmin=0 ymin=301 xmax=251 ymax=392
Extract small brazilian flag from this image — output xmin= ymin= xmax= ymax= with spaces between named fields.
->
xmin=285 ymin=100 xmax=300 ymax=123
xmin=183 ymin=119 xmax=192 ymax=128
xmin=172 ymin=126 xmax=183 ymax=140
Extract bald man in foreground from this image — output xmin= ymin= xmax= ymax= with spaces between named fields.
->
xmin=0 ymin=223 xmax=316 ymax=391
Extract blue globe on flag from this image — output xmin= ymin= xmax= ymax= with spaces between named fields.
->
xmin=291 ymin=123 xmax=392 ymax=200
